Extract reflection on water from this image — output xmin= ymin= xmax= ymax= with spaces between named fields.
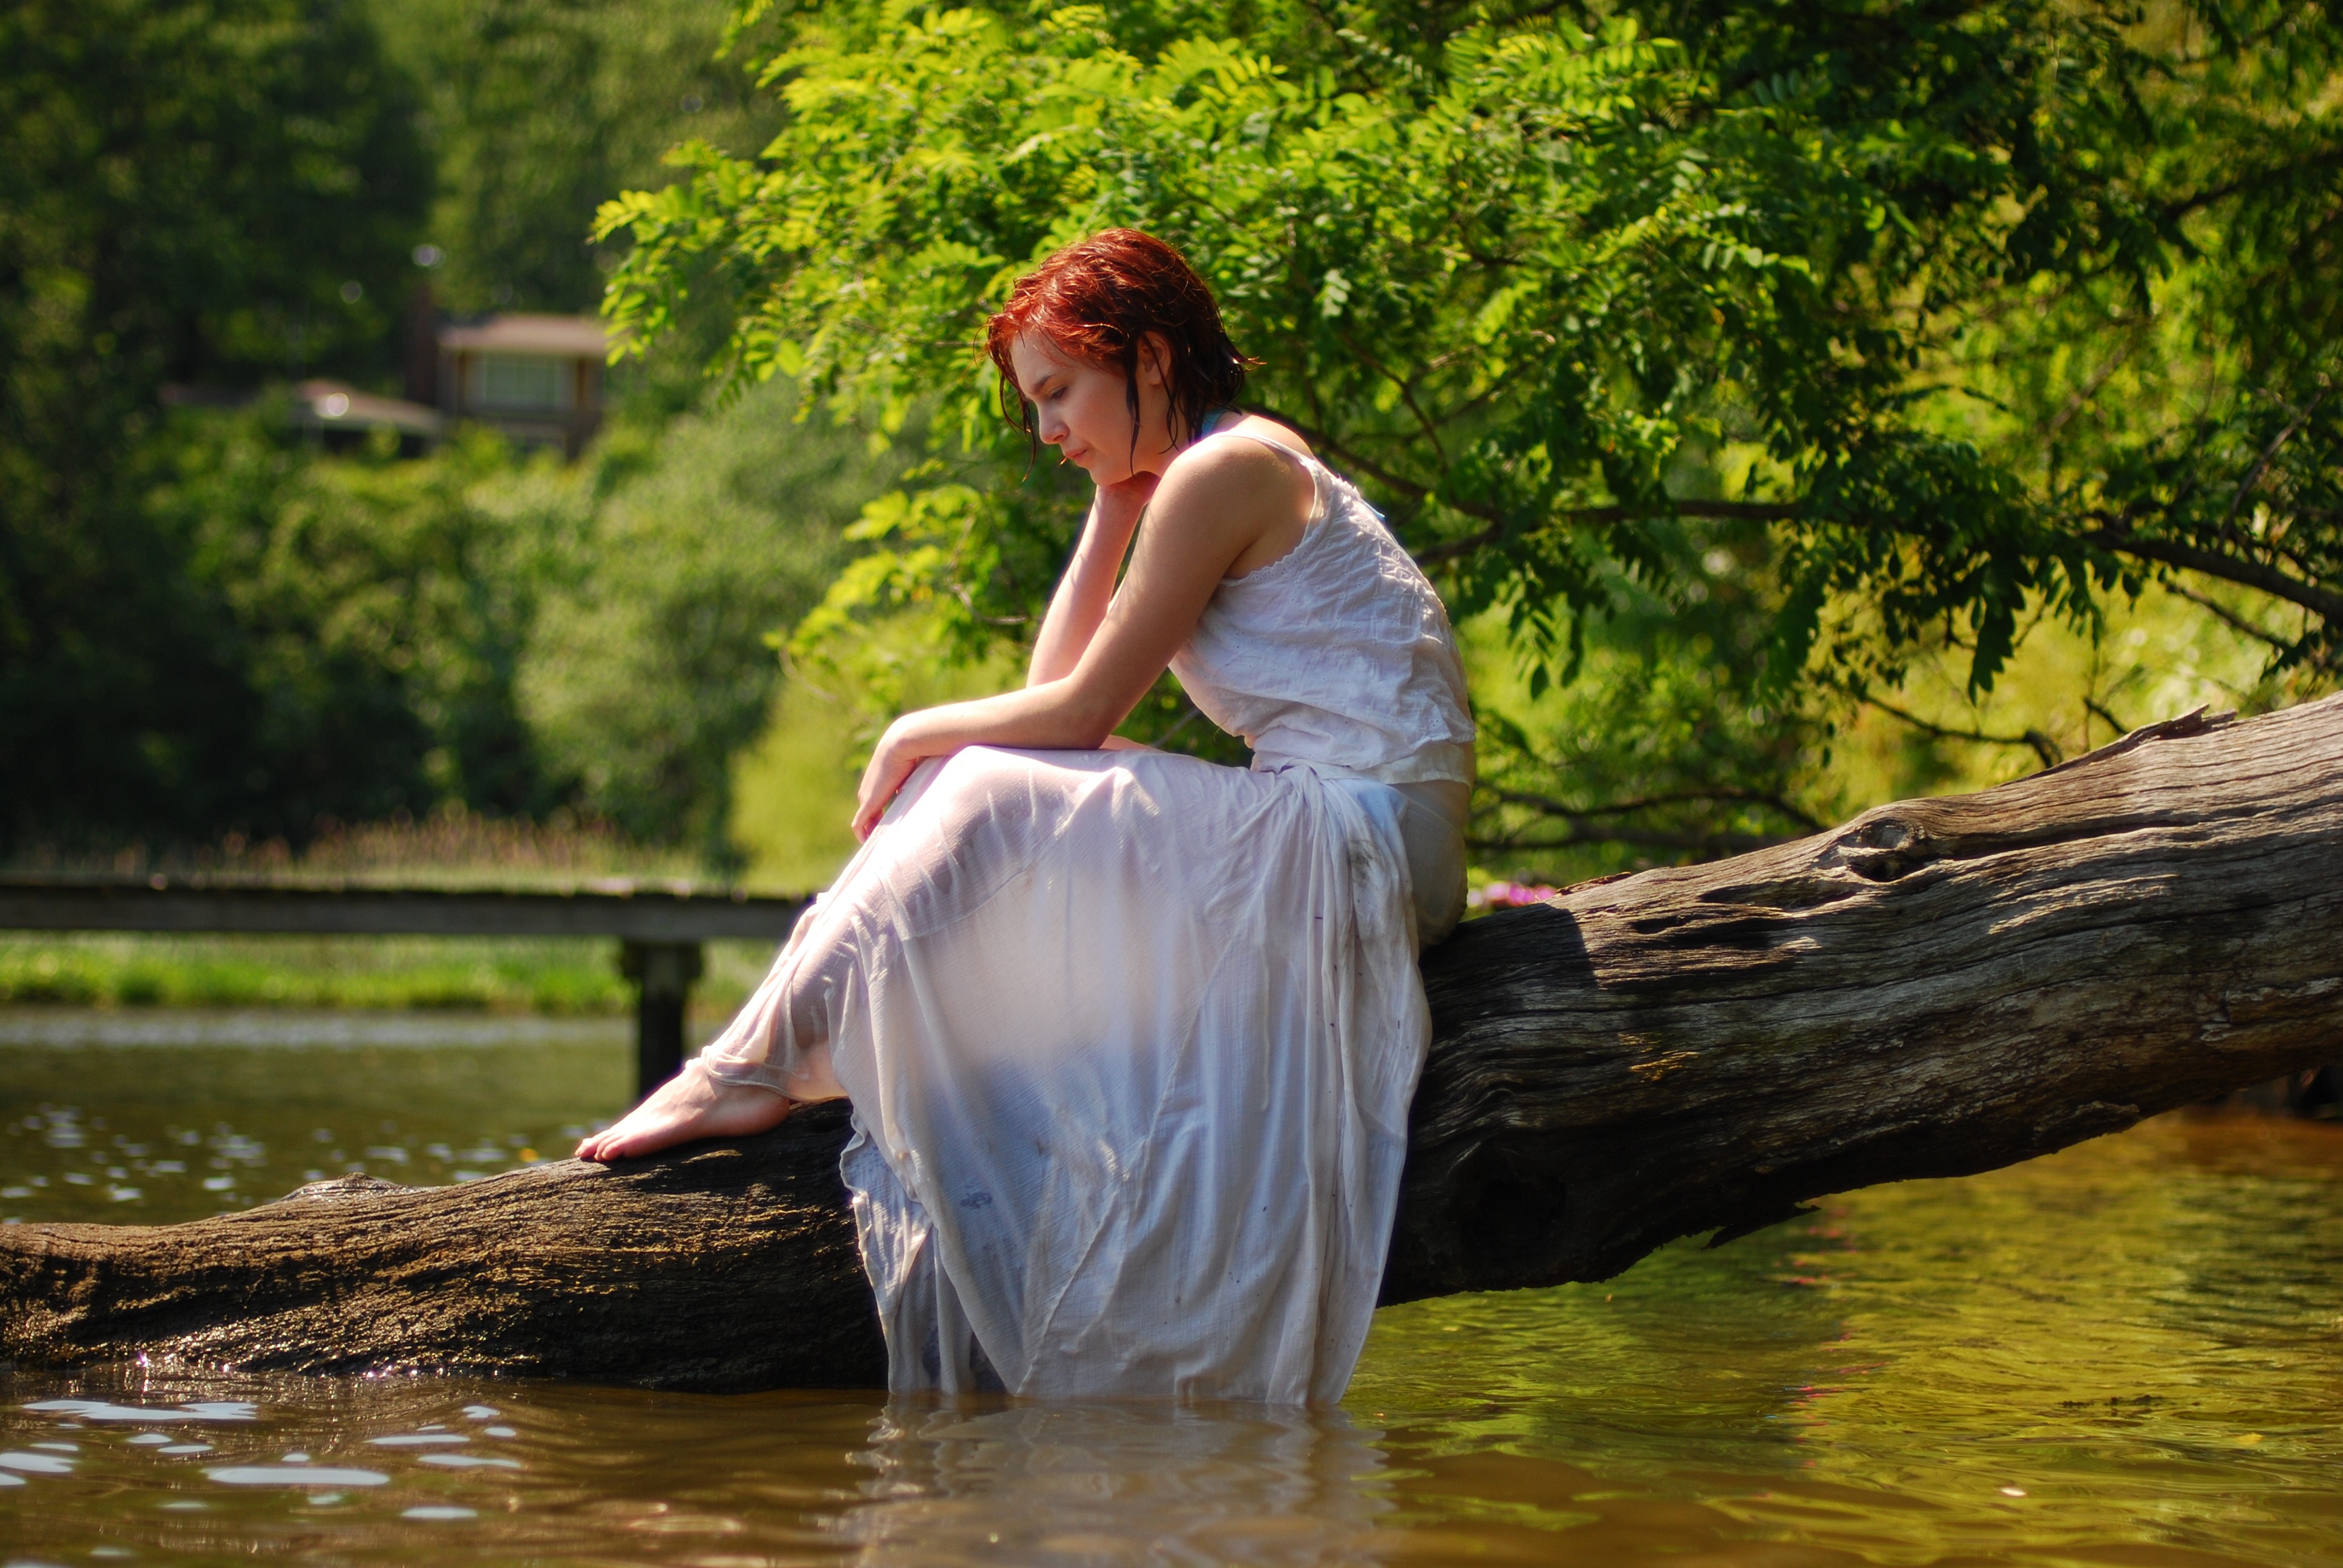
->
xmin=0 ymin=1010 xmax=641 ymax=1218
xmin=2 ymin=1012 xmax=2342 ymax=1564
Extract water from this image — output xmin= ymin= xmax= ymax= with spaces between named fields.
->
xmin=4 ymin=1011 xmax=2341 ymax=1565
xmin=0 ymin=1009 xmax=643 ymax=1215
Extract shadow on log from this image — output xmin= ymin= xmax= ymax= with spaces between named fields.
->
xmin=6 ymin=696 xmax=2342 ymax=1390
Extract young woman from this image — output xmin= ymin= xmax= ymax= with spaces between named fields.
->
xmin=577 ymin=230 xmax=1475 ymax=1403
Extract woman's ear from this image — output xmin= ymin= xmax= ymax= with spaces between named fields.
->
xmin=1137 ymin=332 xmax=1173 ymax=389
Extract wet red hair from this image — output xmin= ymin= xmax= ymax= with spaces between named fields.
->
xmin=986 ymin=230 xmax=1257 ymax=459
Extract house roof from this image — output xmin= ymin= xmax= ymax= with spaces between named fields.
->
xmin=436 ymin=314 xmax=612 ymax=357
xmin=294 ymin=380 xmax=445 ymax=438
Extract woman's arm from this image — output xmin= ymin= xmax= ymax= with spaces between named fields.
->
xmin=1027 ymin=475 xmax=1156 ymax=687
xmin=852 ymin=440 xmax=1307 ymax=838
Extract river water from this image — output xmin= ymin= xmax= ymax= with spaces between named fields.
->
xmin=2 ymin=1010 xmax=2339 ymax=1566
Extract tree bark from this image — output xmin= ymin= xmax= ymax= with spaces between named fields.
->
xmin=5 ymin=696 xmax=2341 ymax=1391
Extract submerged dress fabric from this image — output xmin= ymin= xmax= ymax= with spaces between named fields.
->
xmin=700 ymin=434 xmax=1474 ymax=1403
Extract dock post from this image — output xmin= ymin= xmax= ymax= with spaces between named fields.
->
xmin=621 ymin=939 xmax=704 ymax=1099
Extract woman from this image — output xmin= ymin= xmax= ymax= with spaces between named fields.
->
xmin=578 ymin=230 xmax=1475 ymax=1403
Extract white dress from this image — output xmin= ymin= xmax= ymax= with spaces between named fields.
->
xmin=700 ymin=433 xmax=1475 ymax=1403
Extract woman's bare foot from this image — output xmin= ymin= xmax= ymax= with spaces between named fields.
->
xmin=574 ymin=1058 xmax=796 ymax=1163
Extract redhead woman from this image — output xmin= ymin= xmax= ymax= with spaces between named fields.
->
xmin=577 ymin=230 xmax=1475 ymax=1403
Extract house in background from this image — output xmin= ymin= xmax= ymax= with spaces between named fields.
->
xmin=289 ymin=379 xmax=444 ymax=454
xmin=162 ymin=379 xmax=444 ymax=456
xmin=159 ymin=298 xmax=611 ymax=460
xmin=407 ymin=301 xmax=611 ymax=457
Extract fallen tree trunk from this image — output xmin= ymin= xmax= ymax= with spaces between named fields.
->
xmin=5 ymin=696 xmax=2341 ymax=1390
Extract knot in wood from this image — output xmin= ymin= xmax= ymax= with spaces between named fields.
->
xmin=1819 ymin=814 xmax=1941 ymax=883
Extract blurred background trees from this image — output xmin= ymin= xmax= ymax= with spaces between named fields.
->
xmin=3 ymin=0 xmax=430 ymax=845
xmin=372 ymin=0 xmax=779 ymax=321
xmin=3 ymin=0 xmax=2335 ymax=892
xmin=0 ymin=0 xmax=888 ymax=862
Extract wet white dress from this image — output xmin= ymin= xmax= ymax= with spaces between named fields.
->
xmin=699 ymin=433 xmax=1475 ymax=1403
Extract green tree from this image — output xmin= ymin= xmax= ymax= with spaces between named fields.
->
xmin=1 ymin=0 xmax=434 ymax=846
xmin=517 ymin=376 xmax=893 ymax=857
xmin=137 ymin=418 xmax=555 ymax=830
xmin=370 ymin=0 xmax=780 ymax=316
xmin=87 ymin=376 xmax=890 ymax=860
xmin=599 ymin=0 xmax=2341 ymax=868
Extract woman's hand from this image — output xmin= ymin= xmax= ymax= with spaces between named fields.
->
xmin=1093 ymin=469 xmax=1159 ymax=538
xmin=853 ymin=722 xmax=925 ymax=842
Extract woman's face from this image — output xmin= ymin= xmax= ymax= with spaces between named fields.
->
xmin=1009 ymin=330 xmax=1174 ymax=486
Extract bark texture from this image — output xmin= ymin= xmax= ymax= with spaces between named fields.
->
xmin=5 ymin=696 xmax=2341 ymax=1391
xmin=0 ymin=1102 xmax=884 ymax=1389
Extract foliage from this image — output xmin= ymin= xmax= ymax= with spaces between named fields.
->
xmin=127 ymin=376 xmax=893 ymax=855
xmin=0 ymin=0 xmax=433 ymax=846
xmin=598 ymin=0 xmax=2342 ymax=864
xmin=0 ymin=370 xmax=886 ymax=857
xmin=0 ymin=933 xmax=634 ymax=1013
xmin=729 ymin=612 xmax=1024 ymax=889
xmin=0 ymin=0 xmax=886 ymax=857
xmin=518 ymin=376 xmax=890 ymax=855
xmin=369 ymin=0 xmax=782 ymax=316
xmin=727 ymin=678 xmax=870 ymax=892
xmin=1464 ymin=531 xmax=1824 ymax=873
xmin=1827 ymin=574 xmax=2305 ymax=799
xmin=11 ymin=0 xmax=2338 ymax=876
xmin=137 ymin=416 xmax=554 ymax=829
xmin=2 ymin=0 xmax=431 ymax=396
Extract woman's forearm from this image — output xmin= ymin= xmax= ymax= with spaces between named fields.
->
xmin=897 ymin=680 xmax=1123 ymax=759
xmin=1029 ymin=508 xmax=1130 ymax=685
xmin=1029 ymin=488 xmax=1150 ymax=685
xmin=1029 ymin=557 xmax=1115 ymax=687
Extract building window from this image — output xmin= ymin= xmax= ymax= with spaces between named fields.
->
xmin=477 ymin=354 xmax=569 ymax=411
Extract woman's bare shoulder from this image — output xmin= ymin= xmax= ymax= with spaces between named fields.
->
xmin=1158 ymin=421 xmax=1314 ymax=514
xmin=1210 ymin=411 xmax=1313 ymax=458
xmin=1160 ymin=414 xmax=1313 ymax=490
xmin=1144 ymin=416 xmax=1318 ymax=579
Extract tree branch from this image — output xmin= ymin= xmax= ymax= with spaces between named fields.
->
xmin=1414 ymin=501 xmax=1799 ymax=564
xmin=2157 ymin=146 xmax=2343 ymax=224
xmin=1480 ymin=783 xmax=1824 ymax=834
xmin=9 ymin=700 xmax=2343 ymax=1383
xmin=2223 ymin=389 xmax=2327 ymax=531
xmin=1244 ymin=405 xmax=1800 ymax=562
xmin=1866 ymin=694 xmax=2064 ymax=769
xmin=2164 ymin=581 xmax=2295 ymax=651
xmin=2089 ymin=528 xmax=2343 ymax=625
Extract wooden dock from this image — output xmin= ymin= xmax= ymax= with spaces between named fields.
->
xmin=0 ymin=875 xmax=810 ymax=1097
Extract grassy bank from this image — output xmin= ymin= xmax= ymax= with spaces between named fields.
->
xmin=0 ymin=934 xmax=622 ymax=1013
xmin=0 ymin=934 xmax=779 ymax=1016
